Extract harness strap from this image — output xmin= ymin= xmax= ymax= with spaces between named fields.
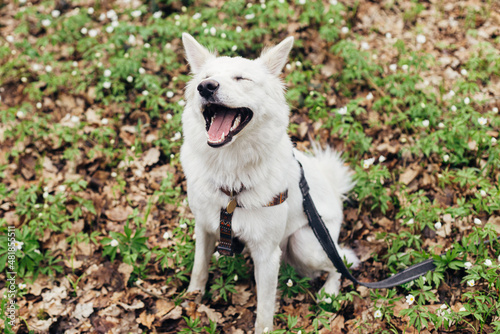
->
xmin=217 ymin=189 xmax=289 ymax=256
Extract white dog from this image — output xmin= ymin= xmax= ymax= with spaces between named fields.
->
xmin=180 ymin=33 xmax=359 ymax=333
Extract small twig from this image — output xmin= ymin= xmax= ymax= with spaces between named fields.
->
xmin=363 ymin=74 xmax=405 ymax=115
xmin=134 ymin=281 xmax=169 ymax=300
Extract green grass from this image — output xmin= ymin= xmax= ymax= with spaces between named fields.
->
xmin=1 ymin=0 xmax=499 ymax=333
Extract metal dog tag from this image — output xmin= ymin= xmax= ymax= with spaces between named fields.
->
xmin=226 ymin=198 xmax=237 ymax=214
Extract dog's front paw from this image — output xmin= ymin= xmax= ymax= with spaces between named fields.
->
xmin=184 ymin=289 xmax=203 ymax=304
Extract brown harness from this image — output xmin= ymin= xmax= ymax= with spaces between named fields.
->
xmin=217 ymin=188 xmax=288 ymax=256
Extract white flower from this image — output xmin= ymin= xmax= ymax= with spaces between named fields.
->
xmin=179 ymin=222 xmax=187 ymax=229
xmin=299 ymin=0 xmax=306 ymax=4
xmin=328 ymin=18 xmax=334 ymax=24
xmin=389 ymin=64 xmax=397 ymax=72
xmin=245 ymin=13 xmax=255 ymax=20
xmin=422 ymin=119 xmax=429 ymax=127
xmin=263 ymin=328 xmax=269 ymax=334
xmin=32 ymin=63 xmax=41 ymax=71
xmin=434 ymin=221 xmax=442 ymax=230
xmin=235 ymin=26 xmax=242 ymax=33
xmin=111 ymin=172 xmax=117 ymax=177
xmin=330 ymin=0 xmax=338 ymax=4
xmin=492 ymin=107 xmax=498 ymax=114
xmin=477 ymin=117 xmax=487 ymax=126
xmin=286 ymin=279 xmax=293 ymax=287
xmin=402 ymin=64 xmax=409 ymax=71
xmin=438 ymin=122 xmax=445 ymax=128
xmin=366 ymin=92 xmax=373 ymax=100
xmin=110 ymin=239 xmax=119 ymax=247
xmin=166 ymin=91 xmax=174 ymax=98
xmin=363 ymin=157 xmax=375 ymax=169
xmin=172 ymin=132 xmax=181 ymax=141
xmin=467 ymin=279 xmax=474 ymax=287
xmin=58 ymin=185 xmax=66 ymax=192
xmin=128 ymin=34 xmax=136 ymax=45
xmin=88 ymin=29 xmax=98 ymax=38
xmin=142 ymin=90 xmax=149 ymax=96
xmin=461 ymin=69 xmax=468 ymax=76
xmin=6 ymin=35 xmax=14 ymax=43
xmin=261 ymin=4 xmax=266 ymax=9
xmin=374 ymin=309 xmax=383 ymax=318
xmin=131 ymin=10 xmax=142 ymax=18
xmin=166 ymin=114 xmax=173 ymax=120
xmin=45 ymin=65 xmax=53 ymax=72
xmin=459 ymin=307 xmax=466 ymax=312
xmin=464 ymin=261 xmax=472 ymax=270
xmin=484 ymin=259 xmax=492 ymax=267
xmin=341 ymin=26 xmax=349 ymax=34
xmin=80 ymin=27 xmax=88 ymax=34
xmin=451 ymin=105 xmax=457 ymax=112
xmin=111 ymin=21 xmax=119 ymax=28
xmin=51 ymin=10 xmax=60 ymax=18
xmin=14 ymin=241 xmax=24 ymax=250
xmin=192 ymin=12 xmax=201 ymax=20
xmin=443 ymin=154 xmax=450 ymax=162
xmin=101 ymin=118 xmax=108 ymax=125
xmin=234 ymin=274 xmax=238 ymax=281
xmin=103 ymin=81 xmax=111 ymax=89
xmin=163 ymin=231 xmax=170 ymax=239
xmin=406 ymin=294 xmax=415 ymax=305
xmin=295 ymin=61 xmax=302 ymax=67
xmin=126 ymin=76 xmax=133 ymax=83
xmin=231 ymin=45 xmax=238 ymax=51
xmin=106 ymin=26 xmax=114 ymax=33
xmin=473 ymin=218 xmax=482 ymax=225
xmin=385 ymin=32 xmax=392 ymax=39
xmin=98 ymin=13 xmax=106 ymax=21
xmin=153 ymin=11 xmax=163 ymax=19
xmin=210 ymin=27 xmax=216 ymax=36
xmin=42 ymin=19 xmax=51 ymax=27
xmin=106 ymin=9 xmax=117 ymax=19
xmin=43 ymin=191 xmax=49 ymax=198
xmin=103 ymin=69 xmax=111 ymax=77
xmin=285 ymin=64 xmax=292 ymax=71
xmin=34 ymin=249 xmax=41 ymax=254
xmin=144 ymin=43 xmax=150 ymax=49
xmin=19 ymin=283 xmax=27 ymax=289
xmin=361 ymin=42 xmax=369 ymax=50
xmin=379 ymin=155 xmax=386 ymax=163
xmin=464 ymin=97 xmax=470 ymax=105
xmin=337 ymin=106 xmax=347 ymax=115
xmin=416 ymin=34 xmax=426 ymax=44
xmin=71 ymin=115 xmax=79 ymax=123
xmin=16 ymin=110 xmax=24 ymax=118
xmin=178 ymin=100 xmax=186 ymax=107
xmin=492 ymin=137 xmax=497 ymax=145
xmin=480 ymin=189 xmax=486 ymax=197
xmin=324 ymin=297 xmax=332 ymax=303
xmin=88 ymin=7 xmax=95 ymax=15
xmin=221 ymin=33 xmax=227 ymax=39
xmin=36 ymin=102 xmax=42 ymax=109
xmin=138 ymin=67 xmax=145 ymax=75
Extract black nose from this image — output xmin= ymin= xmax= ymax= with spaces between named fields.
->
xmin=197 ymin=79 xmax=219 ymax=98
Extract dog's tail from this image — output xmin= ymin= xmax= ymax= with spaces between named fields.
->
xmin=311 ymin=144 xmax=355 ymax=199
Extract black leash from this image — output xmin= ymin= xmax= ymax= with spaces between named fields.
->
xmin=298 ymin=160 xmax=475 ymax=289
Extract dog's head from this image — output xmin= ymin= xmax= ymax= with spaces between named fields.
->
xmin=182 ymin=33 xmax=294 ymax=148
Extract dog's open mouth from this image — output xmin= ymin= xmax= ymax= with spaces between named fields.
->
xmin=203 ymin=104 xmax=253 ymax=147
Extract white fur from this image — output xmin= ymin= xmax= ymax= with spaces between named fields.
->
xmin=180 ymin=33 xmax=359 ymax=334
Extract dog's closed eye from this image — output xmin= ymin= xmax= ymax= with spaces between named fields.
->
xmin=234 ymin=76 xmax=252 ymax=81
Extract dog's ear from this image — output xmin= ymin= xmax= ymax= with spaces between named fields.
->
xmin=182 ymin=33 xmax=215 ymax=74
xmin=259 ymin=36 xmax=294 ymax=76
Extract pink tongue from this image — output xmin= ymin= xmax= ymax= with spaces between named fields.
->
xmin=208 ymin=109 xmax=238 ymax=142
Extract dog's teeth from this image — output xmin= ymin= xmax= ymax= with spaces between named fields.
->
xmin=211 ymin=115 xmax=215 ymax=125
xmin=230 ymin=114 xmax=241 ymax=131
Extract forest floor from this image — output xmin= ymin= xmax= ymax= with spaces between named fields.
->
xmin=0 ymin=0 xmax=499 ymax=333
